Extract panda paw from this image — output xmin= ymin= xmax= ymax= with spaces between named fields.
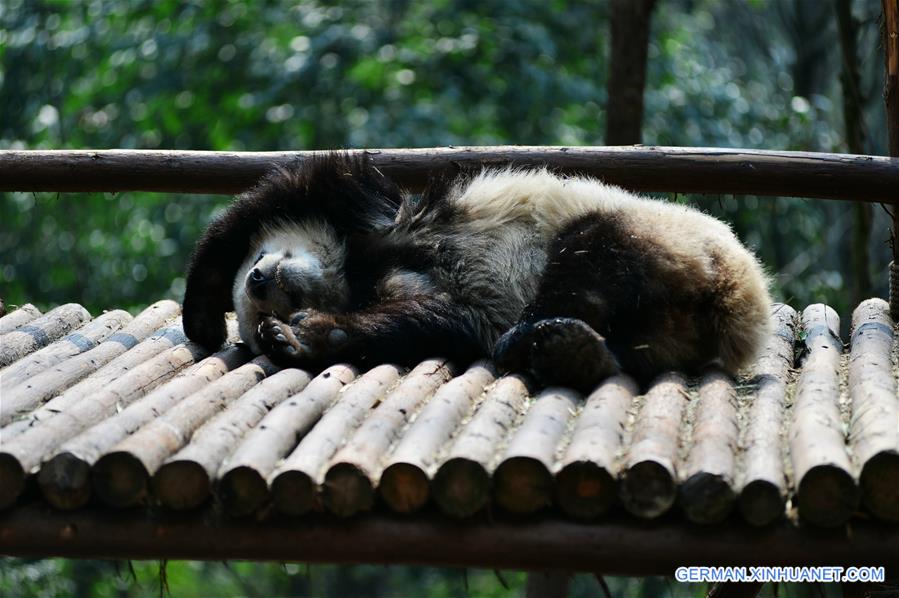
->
xmin=494 ymin=317 xmax=620 ymax=393
xmin=257 ymin=316 xmax=311 ymax=363
xmin=258 ymin=311 xmax=350 ymax=365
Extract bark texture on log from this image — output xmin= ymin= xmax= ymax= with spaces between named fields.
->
xmin=790 ymin=304 xmax=859 ymax=527
xmin=848 ymin=299 xmax=899 ymax=520
xmin=216 ymin=365 xmax=356 ymax=517
xmin=432 ymin=375 xmax=530 ymax=518
xmin=555 ymin=375 xmax=637 ymax=520
xmin=737 ymin=304 xmax=797 ymax=527
xmin=322 ymin=360 xmax=453 ymax=517
xmin=37 ymin=346 xmax=250 ymax=510
xmin=0 ymin=304 xmax=41 ymax=335
xmin=0 ymin=303 xmax=91 ymax=369
xmin=619 ymin=373 xmax=690 ymax=519
xmin=379 ymin=363 xmax=495 ymax=514
xmin=269 ymin=365 xmax=401 ymax=516
xmin=1 ymin=310 xmax=132 ymax=391
xmin=1 ymin=147 xmax=897 ymax=203
xmin=153 ymin=367 xmax=311 ymax=510
xmin=0 ymin=301 xmax=181 ymax=425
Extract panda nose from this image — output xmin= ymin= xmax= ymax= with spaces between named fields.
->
xmin=247 ymin=268 xmax=270 ymax=297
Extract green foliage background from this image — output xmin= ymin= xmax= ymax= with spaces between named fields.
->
xmin=0 ymin=0 xmax=892 ymax=595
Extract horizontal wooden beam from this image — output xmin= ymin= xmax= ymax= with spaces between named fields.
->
xmin=0 ymin=146 xmax=897 ymax=203
xmin=1 ymin=503 xmax=897 ymax=574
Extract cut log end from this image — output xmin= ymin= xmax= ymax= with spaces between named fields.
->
xmin=493 ymin=456 xmax=553 ymax=514
xmin=0 ymin=454 xmax=26 ymax=510
xmin=555 ymin=461 xmax=617 ymax=520
xmin=796 ymin=464 xmax=860 ymax=527
xmin=270 ymin=470 xmax=315 ymax=517
xmin=152 ymin=460 xmax=211 ymax=511
xmin=322 ymin=462 xmax=375 ymax=518
xmin=679 ymin=472 xmax=736 ymax=525
xmin=379 ymin=462 xmax=430 ymax=513
xmin=37 ymin=452 xmax=92 ymax=510
xmin=738 ymin=479 xmax=786 ymax=527
xmin=619 ymin=459 xmax=676 ymax=519
xmin=92 ymin=452 xmax=150 ymax=508
xmin=860 ymin=451 xmax=899 ymax=522
xmin=219 ymin=466 xmax=271 ymax=517
xmin=432 ymin=457 xmax=491 ymax=519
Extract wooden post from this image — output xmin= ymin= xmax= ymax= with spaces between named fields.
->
xmin=884 ymin=0 xmax=899 ymax=318
xmin=606 ymin=0 xmax=657 ymax=144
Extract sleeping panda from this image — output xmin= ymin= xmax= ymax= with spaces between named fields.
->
xmin=183 ymin=153 xmax=771 ymax=391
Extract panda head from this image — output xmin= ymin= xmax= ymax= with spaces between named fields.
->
xmin=233 ymin=219 xmax=350 ymax=331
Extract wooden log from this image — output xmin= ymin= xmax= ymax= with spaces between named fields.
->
xmin=737 ymin=304 xmax=798 ymax=527
xmin=679 ymin=370 xmax=739 ymax=525
xmin=269 ymin=365 xmax=402 ymax=516
xmin=37 ymin=346 xmax=251 ymax=510
xmin=848 ymin=299 xmax=899 ymax=520
xmin=153 ymin=367 xmax=312 ymax=511
xmin=3 ymin=505 xmax=899 ymax=574
xmin=1 ymin=309 xmax=132 ymax=391
xmin=0 ymin=303 xmax=41 ymax=335
xmin=619 ymin=373 xmax=690 ymax=519
xmin=0 ymin=342 xmax=207 ymax=509
xmin=1 ymin=302 xmax=182 ymax=431
xmin=432 ymin=375 xmax=530 ymax=518
xmin=790 ymin=304 xmax=860 ymax=527
xmin=92 ymin=355 xmax=275 ymax=508
xmin=555 ymin=375 xmax=638 ymax=520
xmin=0 ymin=303 xmax=90 ymax=367
xmin=1 ymin=147 xmax=899 ymax=203
xmin=321 ymin=360 xmax=453 ymax=517
xmin=378 ymin=362 xmax=495 ymax=514
xmin=216 ymin=365 xmax=356 ymax=517
xmin=494 ymin=388 xmax=581 ymax=514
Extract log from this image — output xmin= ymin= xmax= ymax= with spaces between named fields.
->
xmin=790 ymin=304 xmax=859 ymax=527
xmin=0 ymin=341 xmax=207 ymax=509
xmin=321 ymin=360 xmax=453 ymax=517
xmin=678 ymin=370 xmax=739 ymax=524
xmin=378 ymin=362 xmax=495 ymax=514
xmin=268 ymin=365 xmax=402 ymax=516
xmin=1 ymin=303 xmax=183 ymax=432
xmin=848 ymin=299 xmax=899 ymax=520
xmin=153 ymin=367 xmax=311 ymax=511
xmin=1 ymin=309 xmax=132 ymax=391
xmin=2 ymin=505 xmax=899 ymax=574
xmin=619 ymin=373 xmax=690 ymax=519
xmin=555 ymin=375 xmax=638 ymax=520
xmin=0 ymin=303 xmax=41 ymax=335
xmin=37 ymin=346 xmax=251 ymax=510
xmin=737 ymin=304 xmax=798 ymax=526
xmin=494 ymin=388 xmax=581 ymax=514
xmin=1 ymin=147 xmax=898 ymax=203
xmin=0 ymin=303 xmax=90 ymax=367
xmin=92 ymin=354 xmax=273 ymax=508
xmin=432 ymin=375 xmax=531 ymax=518
xmin=216 ymin=365 xmax=356 ymax=517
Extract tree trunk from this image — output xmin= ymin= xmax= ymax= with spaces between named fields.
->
xmin=837 ymin=0 xmax=873 ymax=306
xmin=606 ymin=0 xmax=657 ymax=145
xmin=883 ymin=0 xmax=899 ymax=319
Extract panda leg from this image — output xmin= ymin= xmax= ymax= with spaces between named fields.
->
xmin=494 ymin=211 xmax=692 ymax=389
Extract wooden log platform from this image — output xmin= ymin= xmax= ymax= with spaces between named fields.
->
xmin=1 ymin=298 xmax=898 ymax=569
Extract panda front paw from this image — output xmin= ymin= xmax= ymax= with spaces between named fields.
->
xmin=258 ymin=311 xmax=350 ymax=366
xmin=257 ymin=316 xmax=310 ymax=363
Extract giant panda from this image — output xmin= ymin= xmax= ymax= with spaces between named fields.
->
xmin=183 ymin=153 xmax=771 ymax=391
